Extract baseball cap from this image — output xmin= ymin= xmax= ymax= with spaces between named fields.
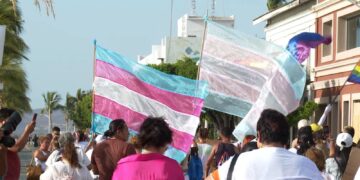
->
xmin=298 ymin=119 xmax=310 ymax=129
xmin=336 ymin=133 xmax=353 ymax=150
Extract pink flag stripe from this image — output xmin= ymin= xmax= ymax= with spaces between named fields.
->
xmin=203 ymin=35 xmax=277 ymax=76
xmin=96 ymin=60 xmax=204 ymax=116
xmin=93 ymin=95 xmax=194 ymax=152
xmin=201 ymin=69 xmax=260 ymax=103
xmin=269 ymin=70 xmax=299 ymax=113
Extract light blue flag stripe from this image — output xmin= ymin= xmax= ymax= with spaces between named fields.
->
xmin=204 ymin=92 xmax=253 ymax=118
xmin=92 ymin=113 xmax=186 ymax=163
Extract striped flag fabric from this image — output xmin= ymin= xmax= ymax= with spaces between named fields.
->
xmin=348 ymin=61 xmax=360 ymax=84
xmin=92 ymin=44 xmax=208 ymax=162
xmin=199 ymin=21 xmax=306 ymax=141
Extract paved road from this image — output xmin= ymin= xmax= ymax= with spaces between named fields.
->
xmin=19 ymin=145 xmax=35 ymax=180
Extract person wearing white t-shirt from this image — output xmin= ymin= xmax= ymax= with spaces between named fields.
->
xmin=355 ymin=167 xmax=360 ymax=180
xmin=75 ymin=130 xmax=89 ymax=152
xmin=46 ymin=133 xmax=91 ymax=170
xmin=41 ymin=132 xmax=92 ymax=180
xmin=207 ymin=109 xmax=323 ymax=180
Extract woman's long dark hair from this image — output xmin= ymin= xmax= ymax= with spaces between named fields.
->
xmin=104 ymin=119 xmax=126 ymax=138
xmin=59 ymin=133 xmax=81 ymax=169
xmin=334 ymin=146 xmax=351 ymax=174
xmin=297 ymin=126 xmax=315 ymax=155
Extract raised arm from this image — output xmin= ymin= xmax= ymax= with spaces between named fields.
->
xmin=8 ymin=121 xmax=35 ymax=152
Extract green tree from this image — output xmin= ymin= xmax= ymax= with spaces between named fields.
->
xmin=287 ymin=101 xmax=318 ymax=127
xmin=42 ymin=91 xmax=62 ymax=133
xmin=66 ymin=89 xmax=92 ymax=130
xmin=9 ymin=0 xmax=55 ymax=18
xmin=149 ymin=56 xmax=198 ymax=79
xmin=148 ymin=63 xmax=176 ymax=75
xmin=267 ymin=0 xmax=287 ymax=11
xmin=72 ymin=93 xmax=92 ymax=129
xmin=174 ymin=57 xmax=198 ymax=79
xmin=0 ymin=1 xmax=31 ymax=112
xmin=64 ymin=93 xmax=77 ymax=131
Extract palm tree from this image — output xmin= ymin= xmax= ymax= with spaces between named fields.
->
xmin=64 ymin=93 xmax=76 ymax=132
xmin=42 ymin=91 xmax=62 ymax=133
xmin=9 ymin=0 xmax=55 ymax=18
xmin=0 ymin=1 xmax=31 ymax=112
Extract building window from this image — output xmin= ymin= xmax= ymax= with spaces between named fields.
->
xmin=353 ymin=100 xmax=360 ymax=141
xmin=343 ymin=101 xmax=349 ymax=128
xmin=338 ymin=12 xmax=360 ymax=52
xmin=322 ymin=21 xmax=332 ymax=57
xmin=347 ymin=15 xmax=360 ymax=50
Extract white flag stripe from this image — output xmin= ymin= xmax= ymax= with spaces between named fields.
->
xmin=93 ymin=77 xmax=199 ymax=135
xmin=204 ymin=34 xmax=277 ymax=76
xmin=201 ymin=54 xmax=267 ymax=86
xmin=200 ymin=69 xmax=260 ymax=103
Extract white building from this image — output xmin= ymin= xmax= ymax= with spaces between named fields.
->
xmin=138 ymin=14 xmax=234 ymax=65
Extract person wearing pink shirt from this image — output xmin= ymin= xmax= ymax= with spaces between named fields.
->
xmin=112 ymin=117 xmax=184 ymax=180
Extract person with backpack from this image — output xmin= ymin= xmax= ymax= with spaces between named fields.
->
xmin=188 ymin=145 xmax=203 ymax=180
xmin=206 ymin=109 xmax=322 ymax=180
xmin=205 ymin=127 xmax=236 ymax=177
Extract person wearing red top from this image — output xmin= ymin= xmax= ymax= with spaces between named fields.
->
xmin=0 ymin=108 xmax=35 ymax=180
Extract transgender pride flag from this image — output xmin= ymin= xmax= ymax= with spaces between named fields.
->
xmin=92 ymin=44 xmax=208 ymax=162
xmin=200 ymin=21 xmax=306 ymax=141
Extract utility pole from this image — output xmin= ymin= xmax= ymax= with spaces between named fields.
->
xmin=211 ymin=0 xmax=216 ymax=16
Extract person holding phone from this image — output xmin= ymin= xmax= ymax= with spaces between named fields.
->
xmin=2 ymin=110 xmax=36 ymax=180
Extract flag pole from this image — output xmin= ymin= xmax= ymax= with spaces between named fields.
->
xmin=91 ymin=40 xmax=97 ymax=134
xmin=319 ymin=60 xmax=360 ymax=126
xmin=196 ymin=10 xmax=209 ymax=81
xmin=193 ymin=11 xmax=209 ymax=129
xmin=330 ymin=60 xmax=360 ymax=105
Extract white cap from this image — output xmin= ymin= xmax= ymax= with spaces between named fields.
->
xmin=298 ymin=119 xmax=310 ymax=129
xmin=336 ymin=133 xmax=353 ymax=150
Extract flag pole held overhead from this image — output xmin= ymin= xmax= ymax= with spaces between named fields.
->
xmin=92 ymin=43 xmax=208 ymax=162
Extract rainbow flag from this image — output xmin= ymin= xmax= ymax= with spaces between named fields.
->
xmin=348 ymin=62 xmax=360 ymax=84
xmin=92 ymin=44 xmax=208 ymax=162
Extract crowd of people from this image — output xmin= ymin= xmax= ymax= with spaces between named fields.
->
xmin=0 ymin=108 xmax=360 ymax=180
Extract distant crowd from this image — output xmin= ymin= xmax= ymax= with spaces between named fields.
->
xmin=0 ymin=108 xmax=360 ymax=180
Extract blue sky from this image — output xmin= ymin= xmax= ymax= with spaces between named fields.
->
xmin=19 ymin=0 xmax=267 ymax=109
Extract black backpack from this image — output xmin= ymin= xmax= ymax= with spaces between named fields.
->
xmin=226 ymin=153 xmax=240 ymax=180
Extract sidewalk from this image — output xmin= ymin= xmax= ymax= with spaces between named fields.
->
xmin=19 ymin=145 xmax=35 ymax=180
